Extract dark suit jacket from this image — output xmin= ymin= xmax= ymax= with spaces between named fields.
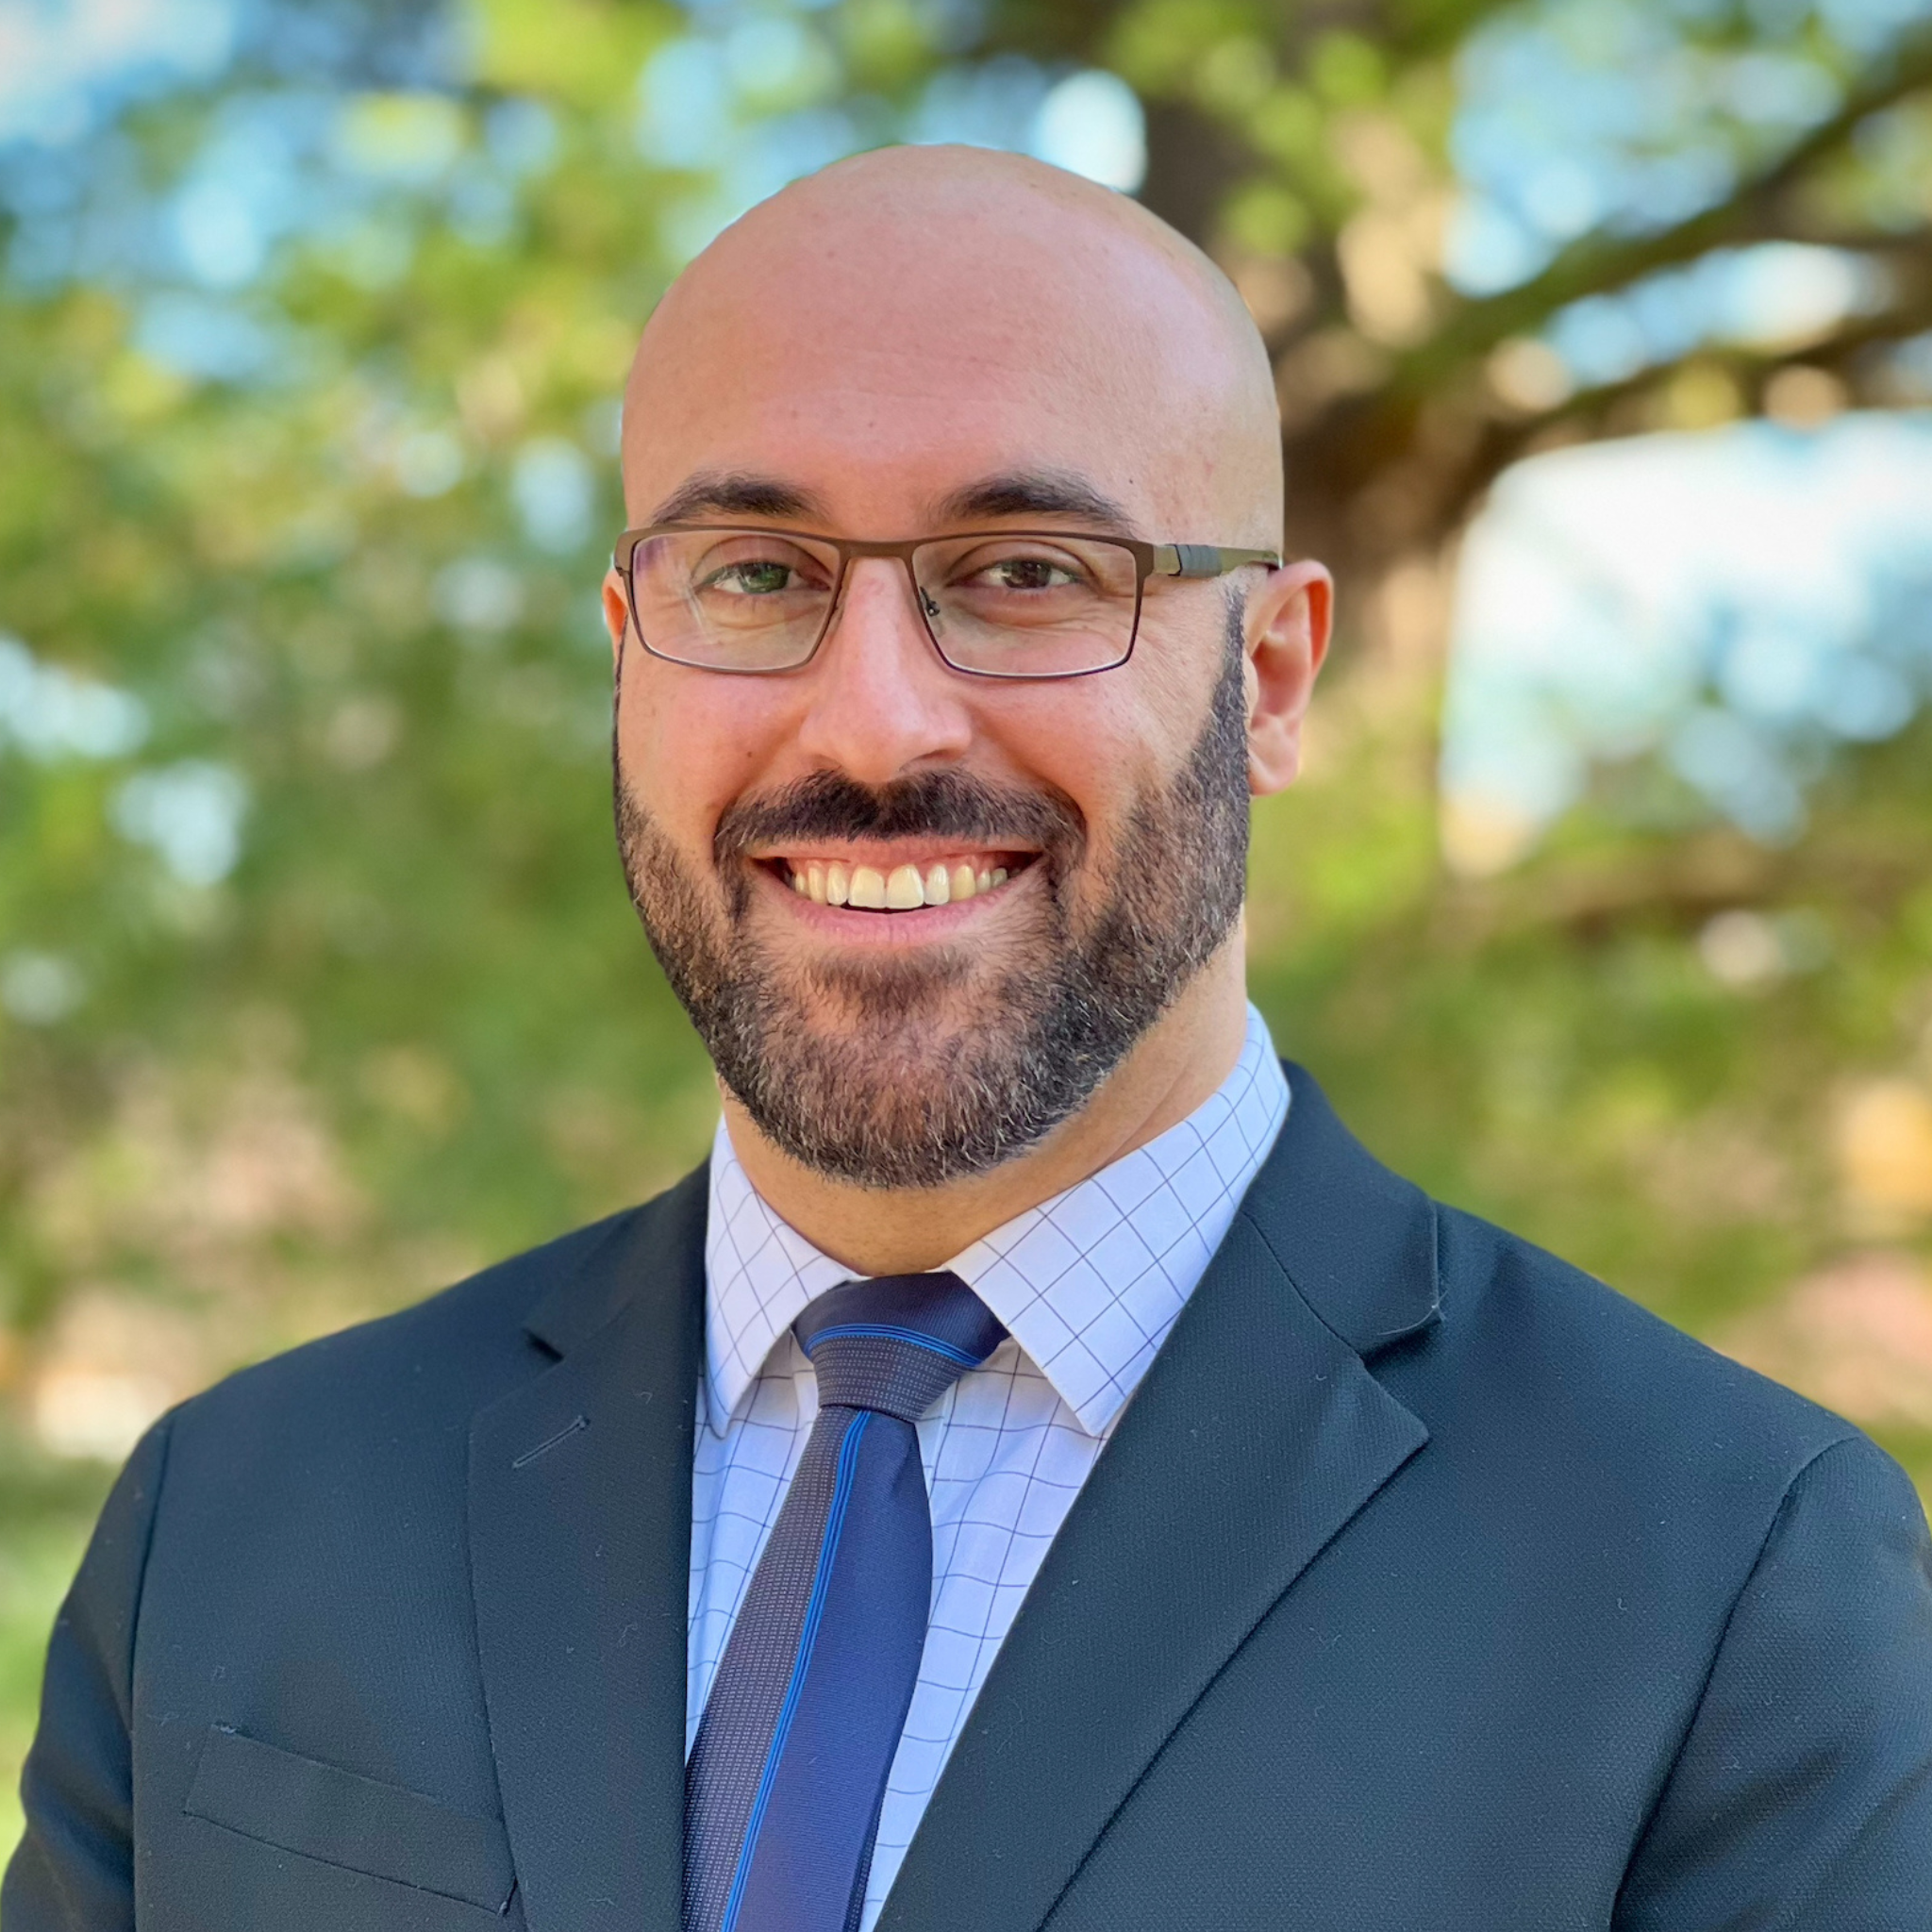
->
xmin=7 ymin=1067 xmax=1932 ymax=1930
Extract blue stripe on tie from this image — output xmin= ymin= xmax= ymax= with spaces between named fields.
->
xmin=718 ymin=1409 xmax=872 ymax=1932
xmin=803 ymin=1324 xmax=983 ymax=1367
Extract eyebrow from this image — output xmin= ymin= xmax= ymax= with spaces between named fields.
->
xmin=934 ymin=470 xmax=1138 ymax=535
xmin=647 ymin=472 xmax=828 ymax=525
xmin=643 ymin=467 xmax=1140 ymax=536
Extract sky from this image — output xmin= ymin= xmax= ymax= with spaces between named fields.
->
xmin=1443 ymin=412 xmax=1932 ymax=864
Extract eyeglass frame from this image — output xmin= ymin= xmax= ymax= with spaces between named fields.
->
xmin=609 ymin=524 xmax=1284 ymax=681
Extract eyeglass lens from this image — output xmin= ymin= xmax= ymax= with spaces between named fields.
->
xmin=625 ymin=529 xmax=1141 ymax=676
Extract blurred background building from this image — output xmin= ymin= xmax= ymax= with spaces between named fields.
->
xmin=2 ymin=0 xmax=1930 ymax=1855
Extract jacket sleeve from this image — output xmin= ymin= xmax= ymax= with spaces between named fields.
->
xmin=1615 ymin=1431 xmax=1932 ymax=1929
xmin=2 ymin=1414 xmax=173 ymax=1932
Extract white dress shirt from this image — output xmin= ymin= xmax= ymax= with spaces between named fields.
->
xmin=687 ymin=1004 xmax=1291 ymax=1929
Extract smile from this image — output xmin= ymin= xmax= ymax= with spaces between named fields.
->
xmin=770 ymin=851 xmax=1034 ymax=911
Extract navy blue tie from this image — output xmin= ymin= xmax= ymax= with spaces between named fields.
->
xmin=683 ymin=1273 xmax=1007 ymax=1932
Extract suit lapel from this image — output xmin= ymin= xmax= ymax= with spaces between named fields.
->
xmin=469 ymin=1166 xmax=708 ymax=1932
xmin=879 ymin=1067 xmax=1440 ymax=1932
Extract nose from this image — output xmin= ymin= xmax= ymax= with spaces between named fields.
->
xmin=791 ymin=557 xmax=974 ymax=785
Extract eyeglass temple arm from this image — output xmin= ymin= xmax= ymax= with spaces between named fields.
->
xmin=1152 ymin=544 xmax=1283 ymax=579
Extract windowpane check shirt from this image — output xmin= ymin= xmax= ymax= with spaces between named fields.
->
xmin=688 ymin=1005 xmax=1291 ymax=1930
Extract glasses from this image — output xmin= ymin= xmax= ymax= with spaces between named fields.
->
xmin=611 ymin=525 xmax=1281 ymax=680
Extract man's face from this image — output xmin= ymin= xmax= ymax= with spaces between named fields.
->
xmin=606 ymin=160 xmax=1287 ymax=1188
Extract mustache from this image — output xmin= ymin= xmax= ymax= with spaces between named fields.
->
xmin=713 ymin=769 xmax=1086 ymax=864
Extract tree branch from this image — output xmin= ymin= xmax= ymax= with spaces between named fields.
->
xmin=1526 ymin=285 xmax=1932 ymax=431
xmin=1391 ymin=284 xmax=1932 ymax=553
xmin=1388 ymin=24 xmax=1932 ymax=395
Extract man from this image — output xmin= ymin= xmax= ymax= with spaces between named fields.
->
xmin=7 ymin=144 xmax=1930 ymax=1932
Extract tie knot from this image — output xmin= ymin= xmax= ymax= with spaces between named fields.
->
xmin=794 ymin=1272 xmax=1006 ymax=1422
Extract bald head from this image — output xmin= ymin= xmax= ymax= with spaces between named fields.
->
xmin=621 ymin=145 xmax=1283 ymax=548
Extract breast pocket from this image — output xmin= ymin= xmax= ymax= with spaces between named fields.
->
xmin=184 ymin=1724 xmax=517 ymax=1918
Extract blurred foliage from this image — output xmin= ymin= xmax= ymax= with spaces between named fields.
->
xmin=3 ymin=0 xmax=1931 ymax=1861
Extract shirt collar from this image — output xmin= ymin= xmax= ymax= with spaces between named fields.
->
xmin=702 ymin=1004 xmax=1290 ymax=1439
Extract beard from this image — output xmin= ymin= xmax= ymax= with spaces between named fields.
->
xmin=614 ymin=611 xmax=1251 ymax=1190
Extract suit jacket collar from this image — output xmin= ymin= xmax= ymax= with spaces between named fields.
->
xmin=468 ymin=1063 xmax=1438 ymax=1932
xmin=517 ymin=1165 xmax=710 ymax=1358
xmin=1241 ymin=1060 xmax=1441 ymax=1358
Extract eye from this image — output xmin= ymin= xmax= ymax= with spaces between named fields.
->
xmin=981 ymin=556 xmax=1077 ymax=591
xmin=954 ymin=548 xmax=1091 ymax=594
xmin=703 ymin=557 xmax=806 ymax=596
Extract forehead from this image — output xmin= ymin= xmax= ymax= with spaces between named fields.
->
xmin=622 ymin=194 xmax=1236 ymax=533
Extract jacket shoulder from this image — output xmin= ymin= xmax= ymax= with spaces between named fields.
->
xmin=1429 ymin=1200 xmax=1868 ymax=1487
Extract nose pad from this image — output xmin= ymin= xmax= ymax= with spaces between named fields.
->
xmin=905 ymin=556 xmax=943 ymax=638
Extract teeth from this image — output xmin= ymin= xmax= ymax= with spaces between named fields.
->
xmin=786 ymin=856 xmax=1015 ymax=909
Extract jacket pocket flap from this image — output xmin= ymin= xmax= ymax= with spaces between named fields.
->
xmin=185 ymin=1725 xmax=515 ymax=1913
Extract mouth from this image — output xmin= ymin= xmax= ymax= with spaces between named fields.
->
xmin=760 ymin=848 xmax=1039 ymax=912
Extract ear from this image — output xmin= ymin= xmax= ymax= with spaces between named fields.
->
xmin=602 ymin=569 xmax=629 ymax=674
xmin=1242 ymin=559 xmax=1332 ymax=797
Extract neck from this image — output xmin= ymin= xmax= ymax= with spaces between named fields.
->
xmin=718 ymin=937 xmax=1253 ymax=1276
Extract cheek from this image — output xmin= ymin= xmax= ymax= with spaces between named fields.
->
xmin=988 ymin=680 xmax=1180 ymax=860
xmin=618 ymin=662 xmax=788 ymax=838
